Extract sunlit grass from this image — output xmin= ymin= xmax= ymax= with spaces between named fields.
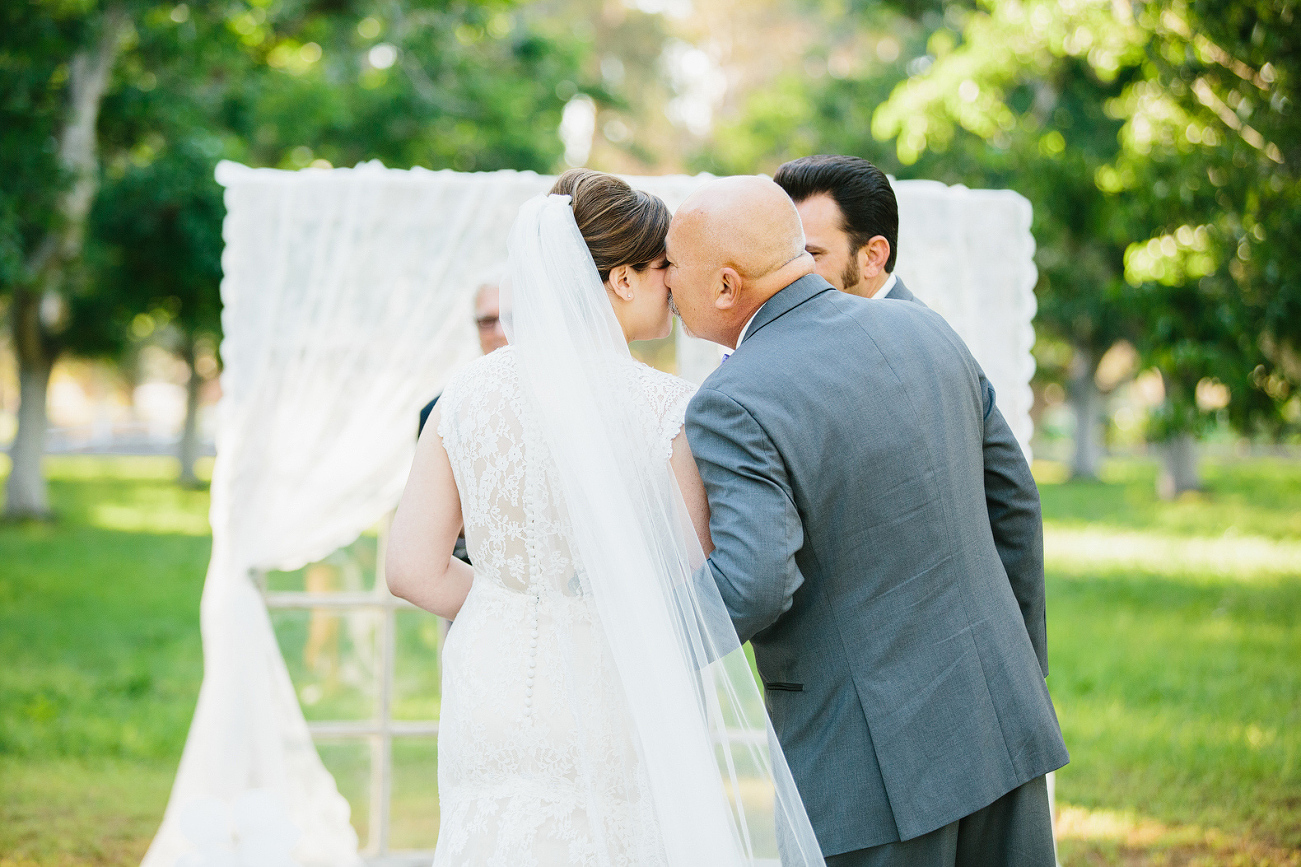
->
xmin=1 ymin=457 xmax=211 ymax=866
xmin=1040 ymin=457 xmax=1301 ymax=863
xmin=1045 ymin=526 xmax=1301 ymax=582
xmin=1036 ymin=456 xmax=1301 ymax=540
xmin=1 ymin=454 xmax=1297 ymax=865
xmin=46 ymin=456 xmax=214 ymax=536
xmin=1055 ymin=805 xmax=1300 ymax=866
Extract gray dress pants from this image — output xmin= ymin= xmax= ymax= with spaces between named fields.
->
xmin=825 ymin=776 xmax=1056 ymax=867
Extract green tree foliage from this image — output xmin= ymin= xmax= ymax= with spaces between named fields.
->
xmin=1 ymin=3 xmax=132 ymax=518
xmin=869 ymin=0 xmax=1150 ymax=479
xmin=90 ymin=136 xmax=226 ymax=484
xmin=0 ymin=6 xmax=74 ymax=292
xmin=217 ymin=2 xmax=587 ymax=171
xmin=3 ymin=0 xmax=594 ymax=512
xmin=880 ymin=0 xmax=1300 ymax=447
xmin=1108 ymin=0 xmax=1300 ymax=442
xmin=704 ymin=0 xmax=1139 ymax=476
xmin=705 ymin=0 xmax=1299 ymax=484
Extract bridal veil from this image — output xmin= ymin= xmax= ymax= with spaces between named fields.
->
xmin=501 ymin=193 xmax=825 ymax=866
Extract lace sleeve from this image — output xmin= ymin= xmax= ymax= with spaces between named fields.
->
xmin=435 ymin=388 xmax=455 ymax=451
xmin=635 ymin=364 xmax=697 ymax=463
xmin=435 ymin=359 xmax=473 ymax=451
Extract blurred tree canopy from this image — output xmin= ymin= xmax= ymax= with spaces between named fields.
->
xmin=3 ymin=0 xmax=1296 ymax=509
xmin=2 ymin=0 xmax=595 ymax=514
xmin=1 ymin=3 xmax=131 ymax=517
xmin=704 ymin=0 xmax=1299 ymax=488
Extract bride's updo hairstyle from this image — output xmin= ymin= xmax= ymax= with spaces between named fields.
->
xmin=549 ymin=168 xmax=671 ymax=283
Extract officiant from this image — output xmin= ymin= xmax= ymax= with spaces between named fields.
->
xmin=418 ymin=274 xmax=508 ymax=435
xmin=416 ymin=273 xmax=507 ymax=565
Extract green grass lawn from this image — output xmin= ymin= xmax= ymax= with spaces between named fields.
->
xmin=1 ymin=454 xmax=1298 ymax=865
xmin=0 ymin=458 xmax=210 ymax=867
xmin=1038 ymin=458 xmax=1301 ymax=866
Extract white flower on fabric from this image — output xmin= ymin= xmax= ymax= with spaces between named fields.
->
xmin=176 ymin=789 xmax=302 ymax=867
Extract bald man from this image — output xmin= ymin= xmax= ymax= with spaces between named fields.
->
xmin=667 ymin=177 xmax=1067 ymax=867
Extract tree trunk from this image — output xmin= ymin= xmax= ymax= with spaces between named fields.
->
xmin=5 ymin=324 xmax=54 ymax=519
xmin=3 ymin=6 xmax=129 ymax=519
xmin=178 ymin=334 xmax=202 ymax=487
xmin=1068 ymin=343 xmax=1103 ymax=480
xmin=1158 ymin=432 xmax=1201 ymax=499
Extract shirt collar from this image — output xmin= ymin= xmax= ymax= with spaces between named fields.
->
xmin=734 ymin=274 xmax=836 ymax=349
xmin=875 ymin=272 xmax=897 ymax=299
xmin=736 ymin=303 xmax=766 ymax=347
xmin=738 ymin=272 xmax=893 ymax=346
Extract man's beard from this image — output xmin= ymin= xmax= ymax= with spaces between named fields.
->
xmin=840 ymin=254 xmax=860 ymax=293
xmin=667 ymin=293 xmax=697 ymax=338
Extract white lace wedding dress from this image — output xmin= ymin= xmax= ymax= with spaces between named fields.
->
xmin=431 ymin=344 xmax=696 ymax=867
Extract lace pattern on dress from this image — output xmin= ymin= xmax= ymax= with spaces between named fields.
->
xmin=630 ymin=361 xmax=696 ymax=462
xmin=431 ymin=347 xmax=695 ymax=866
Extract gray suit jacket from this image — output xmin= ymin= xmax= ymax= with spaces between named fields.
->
xmin=685 ymin=274 xmax=1067 ymax=855
xmin=884 ymin=276 xmax=919 ymax=304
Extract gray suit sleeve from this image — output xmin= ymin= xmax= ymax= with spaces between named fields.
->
xmin=685 ymin=387 xmax=805 ymax=644
xmin=980 ymin=375 xmax=1049 ymax=677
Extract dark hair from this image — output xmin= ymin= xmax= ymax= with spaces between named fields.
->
xmin=773 ymin=155 xmax=898 ymax=273
xmin=550 ymin=169 xmax=671 ymax=282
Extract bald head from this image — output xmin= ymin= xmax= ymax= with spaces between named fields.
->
xmin=666 ymin=175 xmax=815 ymax=348
xmin=675 ymin=176 xmax=807 ymax=278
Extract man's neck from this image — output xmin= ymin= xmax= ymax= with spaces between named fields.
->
xmin=872 ymin=272 xmax=896 ymax=298
xmin=726 ymin=254 xmax=816 ymax=348
xmin=849 ymin=270 xmax=893 ymax=299
xmin=735 ymin=305 xmax=764 ymax=348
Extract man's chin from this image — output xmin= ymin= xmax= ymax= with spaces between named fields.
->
xmin=673 ymin=313 xmax=699 ymax=340
xmin=667 ymin=295 xmax=692 ymax=337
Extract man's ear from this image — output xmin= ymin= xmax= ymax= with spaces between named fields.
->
xmin=714 ymin=267 xmax=741 ymax=311
xmin=858 ymin=236 xmax=891 ymax=280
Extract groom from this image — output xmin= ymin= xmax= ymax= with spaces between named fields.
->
xmin=667 ymin=176 xmax=1068 ymax=866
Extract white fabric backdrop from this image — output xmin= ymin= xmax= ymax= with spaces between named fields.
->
xmin=142 ymin=162 xmax=1038 ymax=867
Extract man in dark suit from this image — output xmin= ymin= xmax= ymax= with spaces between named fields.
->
xmin=417 ymin=276 xmax=507 ymax=566
xmin=667 ymin=176 xmax=1067 ymax=866
xmin=417 ymin=277 xmax=509 ymax=436
xmin=774 ymin=154 xmax=921 ymax=304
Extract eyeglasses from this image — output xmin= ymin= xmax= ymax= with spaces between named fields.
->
xmin=475 ymin=315 xmax=500 ymax=331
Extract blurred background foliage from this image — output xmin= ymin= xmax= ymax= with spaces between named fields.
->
xmin=1 ymin=0 xmax=1298 ymax=508
xmin=1 ymin=0 xmax=594 ymax=515
xmin=703 ymin=0 xmax=1300 ymax=490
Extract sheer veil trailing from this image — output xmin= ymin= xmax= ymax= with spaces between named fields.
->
xmin=501 ymin=193 xmax=825 ymax=866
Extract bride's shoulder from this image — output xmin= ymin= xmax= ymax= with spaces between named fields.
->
xmin=442 ymin=346 xmax=517 ymax=400
xmin=628 ymin=358 xmax=690 ymax=389
xmin=628 ymin=360 xmax=696 ymax=420
xmin=459 ymin=344 xmax=516 ymax=376
xmin=477 ymin=344 xmax=517 ymax=373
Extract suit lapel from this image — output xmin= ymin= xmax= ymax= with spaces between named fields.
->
xmin=740 ymin=274 xmax=835 ymax=346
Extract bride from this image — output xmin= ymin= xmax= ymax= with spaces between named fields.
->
xmin=385 ymin=169 xmax=824 ymax=866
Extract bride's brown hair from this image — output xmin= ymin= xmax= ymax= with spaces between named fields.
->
xmin=550 ymin=169 xmax=671 ymax=283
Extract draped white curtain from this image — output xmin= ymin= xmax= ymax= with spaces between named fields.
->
xmin=891 ymin=180 xmax=1038 ymax=451
xmin=142 ymin=162 xmax=1038 ymax=867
